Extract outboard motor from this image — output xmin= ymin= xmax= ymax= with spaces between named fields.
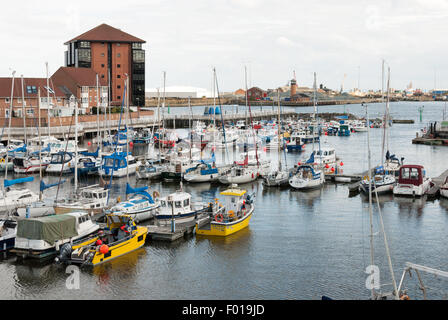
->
xmin=55 ymin=243 xmax=72 ymax=263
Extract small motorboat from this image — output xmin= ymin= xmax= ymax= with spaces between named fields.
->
xmin=55 ymin=214 xmax=147 ymax=266
xmin=0 ymin=219 xmax=17 ymax=252
xmin=12 ymin=212 xmax=100 ymax=259
xmin=196 ymin=186 xmax=255 ymax=237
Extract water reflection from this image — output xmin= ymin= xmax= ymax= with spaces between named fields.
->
xmin=196 ymin=226 xmax=253 ymax=247
xmin=394 ymin=196 xmax=427 ymax=216
xmin=92 ymin=247 xmax=146 ymax=277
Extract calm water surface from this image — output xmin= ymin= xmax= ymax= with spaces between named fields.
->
xmin=1 ymin=101 xmax=448 ymax=300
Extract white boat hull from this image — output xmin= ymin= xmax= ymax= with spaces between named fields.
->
xmin=289 ymin=175 xmax=325 ymax=190
xmin=393 ymin=179 xmax=431 ymax=197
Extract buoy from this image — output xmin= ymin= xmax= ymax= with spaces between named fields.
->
xmin=331 ymin=167 xmax=335 ymax=172
xmin=129 ymin=141 xmax=134 ymax=148
xmin=88 ymin=141 xmax=92 ymax=146
xmin=96 ymin=240 xmax=103 ymax=246
xmin=340 ymin=162 xmax=344 ymax=166
xmin=325 ymin=132 xmax=328 ymax=136
xmin=325 ymin=164 xmax=330 ymax=169
xmin=99 ymin=245 xmax=109 ymax=254
xmin=298 ymin=162 xmax=302 ymax=166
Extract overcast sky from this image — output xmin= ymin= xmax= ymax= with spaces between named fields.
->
xmin=1 ymin=0 xmax=448 ymax=92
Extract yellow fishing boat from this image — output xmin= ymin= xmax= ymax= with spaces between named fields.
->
xmin=55 ymin=214 xmax=147 ymax=266
xmin=195 ymin=186 xmax=255 ymax=237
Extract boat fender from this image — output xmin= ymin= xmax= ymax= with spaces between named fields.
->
xmin=99 ymin=245 xmax=109 ymax=254
xmin=153 ymin=191 xmax=160 ymax=199
xmin=400 ymin=294 xmax=410 ymax=300
xmin=117 ymin=196 xmax=121 ymax=203
xmin=251 ymin=173 xmax=254 ymax=179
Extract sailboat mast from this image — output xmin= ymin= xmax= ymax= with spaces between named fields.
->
xmin=277 ymin=89 xmax=282 ymax=171
xmin=20 ymin=75 xmax=27 ymax=144
xmin=38 ymin=88 xmax=43 ymax=201
xmin=46 ymin=62 xmax=51 ymax=140
xmin=4 ymin=71 xmax=16 ymax=184
xmin=96 ymin=74 xmax=100 ymax=148
xmin=74 ymin=96 xmax=78 ymax=193
xmin=366 ymin=105 xmax=376 ymax=300
xmin=385 ymin=68 xmax=391 ymax=156
xmin=125 ymin=75 xmax=130 ymax=192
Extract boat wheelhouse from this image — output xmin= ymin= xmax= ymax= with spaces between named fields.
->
xmin=154 ymin=191 xmax=210 ymax=225
xmin=99 ymin=152 xmax=139 ymax=178
xmin=54 ymin=185 xmax=110 ymax=218
xmin=46 ymin=152 xmax=74 ymax=174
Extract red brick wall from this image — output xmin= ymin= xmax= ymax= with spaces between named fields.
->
xmin=111 ymin=43 xmax=131 ymax=103
xmin=90 ymin=42 xmax=109 ymax=85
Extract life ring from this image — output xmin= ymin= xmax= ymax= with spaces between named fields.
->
xmin=153 ymin=190 xmax=160 ymax=199
xmin=0 ymin=158 xmax=4 ymax=163
xmin=228 ymin=210 xmax=235 ymax=218
xmin=215 ymin=213 xmax=224 ymax=223
xmin=400 ymin=294 xmax=410 ymax=301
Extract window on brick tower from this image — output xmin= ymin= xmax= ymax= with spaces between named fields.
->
xmin=117 ymin=75 xmax=121 ymax=78
xmin=117 ymin=53 xmax=121 ymax=58
xmin=117 ymin=96 xmax=121 ymax=100
xmin=117 ymin=64 xmax=121 ymax=68
xmin=117 ymin=85 xmax=121 ymax=89
xmin=101 ymin=64 xmax=105 ymax=67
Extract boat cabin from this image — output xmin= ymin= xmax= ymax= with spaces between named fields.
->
xmin=159 ymin=192 xmax=192 ymax=216
xmin=50 ymin=152 xmax=73 ymax=164
xmin=219 ymin=188 xmax=247 ymax=218
xmin=398 ymin=165 xmax=426 ymax=186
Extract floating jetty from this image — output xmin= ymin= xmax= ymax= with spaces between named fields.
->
xmin=146 ymin=216 xmax=211 ymax=241
xmin=412 ymin=137 xmax=448 ymax=146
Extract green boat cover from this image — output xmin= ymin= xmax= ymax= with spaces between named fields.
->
xmin=17 ymin=215 xmax=78 ymax=244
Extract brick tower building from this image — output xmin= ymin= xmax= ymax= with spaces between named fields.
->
xmin=64 ymin=24 xmax=146 ymax=107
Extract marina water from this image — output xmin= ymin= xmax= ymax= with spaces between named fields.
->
xmin=1 ymin=101 xmax=448 ymax=299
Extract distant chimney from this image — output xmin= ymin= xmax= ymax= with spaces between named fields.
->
xmin=290 ymin=79 xmax=297 ymax=98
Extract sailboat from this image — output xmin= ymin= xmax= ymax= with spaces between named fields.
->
xmin=0 ymin=72 xmax=39 ymax=214
xmin=263 ymin=89 xmax=290 ymax=187
xmin=53 ymin=96 xmax=109 ymax=219
xmin=183 ymin=153 xmax=220 ymax=183
xmin=289 ymin=73 xmax=325 ymax=190
xmin=106 ymin=76 xmax=159 ymax=223
xmin=359 ymin=68 xmax=397 ymax=195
